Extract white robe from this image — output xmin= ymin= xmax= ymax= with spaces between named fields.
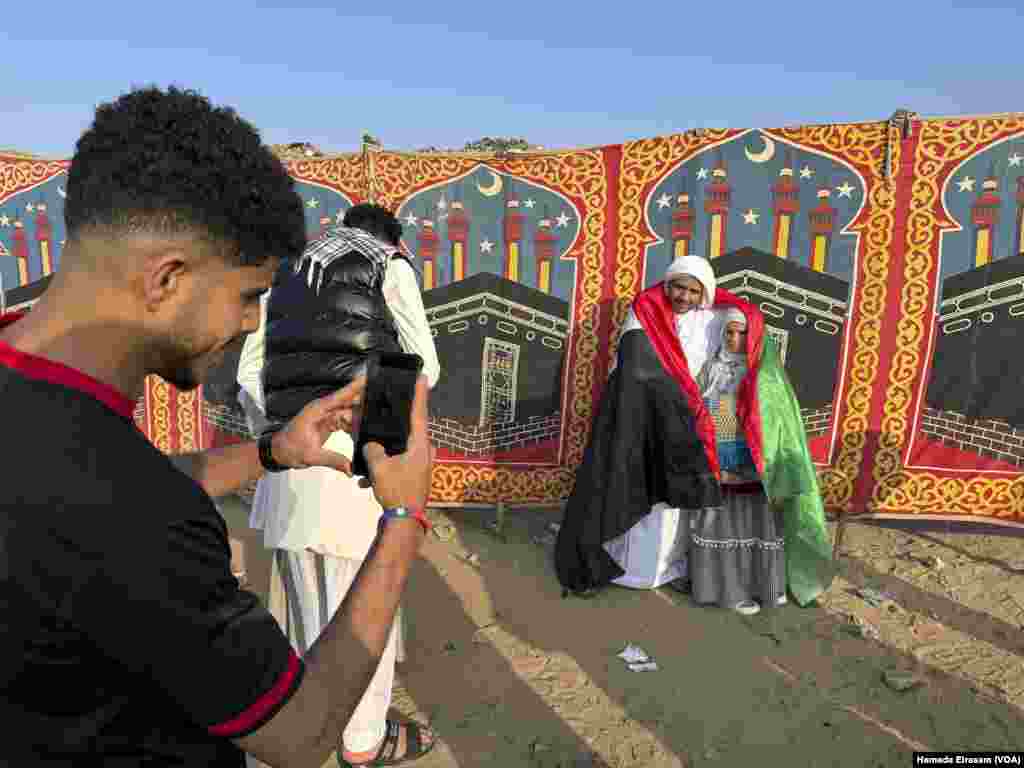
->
xmin=603 ymin=305 xmax=723 ymax=589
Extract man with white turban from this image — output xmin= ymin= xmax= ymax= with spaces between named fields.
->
xmin=555 ymin=255 xmax=834 ymax=611
xmin=619 ymin=254 xmax=722 ymax=376
xmin=598 ymin=256 xmax=722 ymax=590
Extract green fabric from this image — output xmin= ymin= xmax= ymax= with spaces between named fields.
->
xmin=755 ymin=338 xmax=836 ymax=606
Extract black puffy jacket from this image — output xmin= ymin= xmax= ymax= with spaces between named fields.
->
xmin=262 ymin=227 xmax=408 ymax=427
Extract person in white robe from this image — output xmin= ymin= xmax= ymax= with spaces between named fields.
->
xmin=237 ymin=241 xmax=440 ymax=766
xmin=601 ymin=255 xmax=723 ymax=590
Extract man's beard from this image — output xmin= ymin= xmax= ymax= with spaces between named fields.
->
xmin=161 ymin=362 xmax=202 ymax=391
xmin=158 ymin=337 xmax=217 ymax=392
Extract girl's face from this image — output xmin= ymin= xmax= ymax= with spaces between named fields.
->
xmin=724 ymin=321 xmax=747 ymax=354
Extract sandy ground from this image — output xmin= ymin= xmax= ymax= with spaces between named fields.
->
xmin=221 ymin=497 xmax=1024 ymax=767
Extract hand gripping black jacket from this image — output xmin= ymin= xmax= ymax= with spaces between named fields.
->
xmin=261 ymin=227 xmax=408 ymax=429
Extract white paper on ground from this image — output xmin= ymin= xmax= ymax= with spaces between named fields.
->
xmin=616 ymin=643 xmax=651 ymax=664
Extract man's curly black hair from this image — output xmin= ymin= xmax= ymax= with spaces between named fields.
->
xmin=342 ymin=203 xmax=403 ymax=247
xmin=65 ymin=85 xmax=306 ymax=266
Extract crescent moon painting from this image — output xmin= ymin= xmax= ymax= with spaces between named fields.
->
xmin=57 ymin=186 xmax=66 ymax=198
xmin=476 ymin=170 xmax=503 ymax=197
xmin=744 ymin=134 xmax=776 ymax=163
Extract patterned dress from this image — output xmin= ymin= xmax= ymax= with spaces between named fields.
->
xmin=688 ymin=355 xmax=787 ymax=608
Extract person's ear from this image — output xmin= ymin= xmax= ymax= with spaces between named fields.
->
xmin=141 ymin=249 xmax=190 ymax=313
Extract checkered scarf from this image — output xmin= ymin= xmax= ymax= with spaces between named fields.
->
xmin=294 ymin=226 xmax=402 ymax=295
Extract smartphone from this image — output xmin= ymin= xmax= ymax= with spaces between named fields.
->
xmin=351 ymin=352 xmax=424 ymax=479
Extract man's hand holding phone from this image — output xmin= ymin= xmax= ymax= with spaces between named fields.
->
xmin=362 ymin=374 xmax=434 ymax=519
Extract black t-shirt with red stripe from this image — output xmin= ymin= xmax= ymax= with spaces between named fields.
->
xmin=0 ymin=313 xmax=303 ymax=766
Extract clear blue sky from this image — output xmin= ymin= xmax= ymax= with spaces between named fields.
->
xmin=2 ymin=0 xmax=1021 ymax=158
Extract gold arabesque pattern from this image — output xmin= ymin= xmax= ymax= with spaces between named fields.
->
xmin=286 ymin=154 xmax=366 ymax=201
xmin=147 ymin=376 xmax=172 ymax=455
xmin=0 ymin=155 xmax=67 ymax=204
xmin=176 ymin=388 xmax=199 ymax=453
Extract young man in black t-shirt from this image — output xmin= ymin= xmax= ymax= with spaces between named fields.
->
xmin=0 ymin=86 xmax=434 ymax=767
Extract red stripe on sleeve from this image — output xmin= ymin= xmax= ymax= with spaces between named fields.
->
xmin=207 ymin=649 xmax=303 ymax=738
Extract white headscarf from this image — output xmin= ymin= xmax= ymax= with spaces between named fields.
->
xmin=662 ymin=255 xmax=719 ymax=376
xmin=721 ymin=307 xmax=747 ymax=335
xmin=701 ymin=307 xmax=749 ymax=397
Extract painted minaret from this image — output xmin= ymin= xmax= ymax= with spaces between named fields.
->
xmin=1015 ymin=175 xmax=1024 ymax=257
xmin=534 ymin=209 xmax=558 ymax=293
xmin=771 ymin=150 xmax=800 ymax=259
xmin=704 ymin=152 xmax=731 ymax=259
xmin=447 ymin=198 xmax=470 ymax=283
xmin=971 ymin=163 xmax=1001 ymax=268
xmin=417 ymin=210 xmax=439 ymax=290
xmin=12 ymin=219 xmax=29 ymax=285
xmin=671 ymin=179 xmax=695 ymax=258
xmin=0 ymin=240 xmax=10 ymax=305
xmin=318 ymin=215 xmax=332 ymax=238
xmin=808 ymin=186 xmax=837 ymax=273
xmin=503 ymin=186 xmax=525 ymax=282
xmin=34 ymin=203 xmax=54 ymax=276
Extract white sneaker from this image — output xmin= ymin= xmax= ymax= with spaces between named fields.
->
xmin=734 ymin=600 xmax=760 ymax=616
xmin=775 ymin=595 xmax=788 ymax=606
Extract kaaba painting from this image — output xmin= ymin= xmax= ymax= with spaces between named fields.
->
xmin=911 ymin=134 xmax=1024 ymax=473
xmin=396 ymin=165 xmax=580 ymax=466
xmin=642 ymin=130 xmax=865 ymax=463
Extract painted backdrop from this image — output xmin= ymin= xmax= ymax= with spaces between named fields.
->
xmin=3 ymin=114 xmax=1023 ymax=526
